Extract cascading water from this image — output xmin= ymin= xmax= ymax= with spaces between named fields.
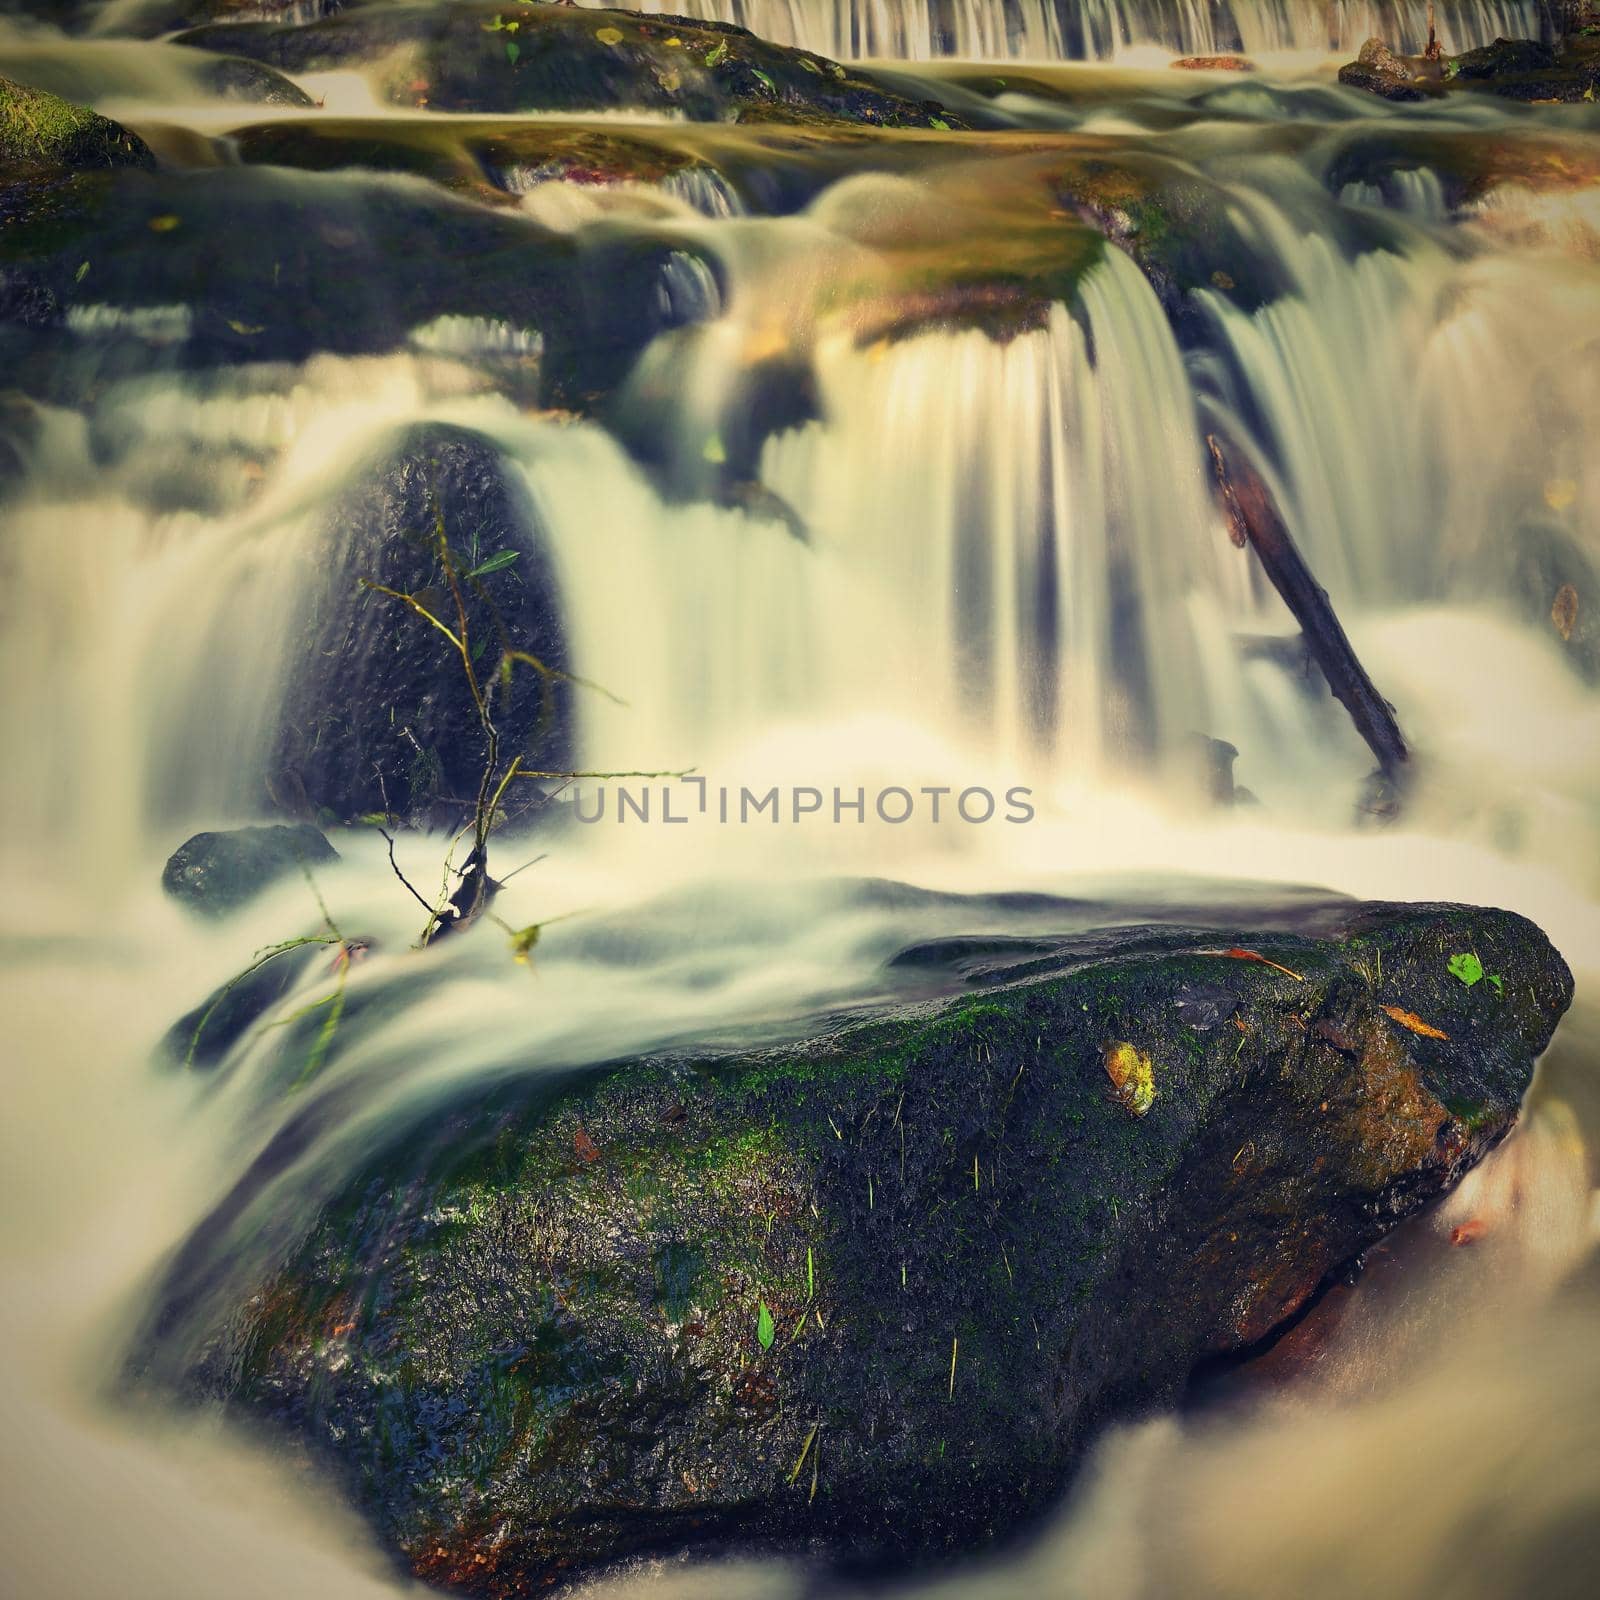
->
xmin=2 ymin=5 xmax=1599 ymax=1599
xmin=570 ymin=0 xmax=1548 ymax=60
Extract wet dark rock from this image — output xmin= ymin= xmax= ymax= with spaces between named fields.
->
xmin=176 ymin=4 xmax=964 ymax=127
xmin=162 ymin=939 xmax=322 ymax=1068
xmin=142 ymin=901 xmax=1572 ymax=1593
xmin=1337 ymin=37 xmax=1431 ymax=102
xmin=195 ymin=53 xmax=317 ymax=105
xmin=1451 ymin=36 xmax=1558 ymax=78
xmin=162 ymin=822 xmax=338 ymax=917
xmin=1339 ymin=30 xmax=1600 ymax=104
xmin=0 ymin=164 xmax=684 ymax=407
xmin=1445 ymin=29 xmax=1600 ymax=101
xmin=270 ymin=422 xmax=570 ymax=826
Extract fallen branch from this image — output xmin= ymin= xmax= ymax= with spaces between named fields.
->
xmin=1206 ymin=433 xmax=1409 ymax=782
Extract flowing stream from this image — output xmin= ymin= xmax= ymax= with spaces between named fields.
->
xmin=3 ymin=4 xmax=1600 ymax=1597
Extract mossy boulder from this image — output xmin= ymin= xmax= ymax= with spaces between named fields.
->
xmin=270 ymin=422 xmax=571 ymax=826
xmin=0 ymin=163 xmax=689 ymax=407
xmin=1339 ymin=31 xmax=1600 ymax=104
xmin=142 ymin=900 xmax=1571 ymax=1592
xmin=1443 ymin=31 xmax=1600 ymax=101
xmin=228 ymin=116 xmax=729 ymax=208
xmin=0 ymin=73 xmax=152 ymax=178
xmin=162 ymin=822 xmax=339 ymax=917
xmin=175 ymin=3 xmax=964 ymax=127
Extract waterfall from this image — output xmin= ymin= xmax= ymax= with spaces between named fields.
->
xmin=570 ymin=0 xmax=1548 ymax=61
xmin=6 ymin=170 xmax=1595 ymax=861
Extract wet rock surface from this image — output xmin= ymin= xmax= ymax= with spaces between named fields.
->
xmin=271 ymin=421 xmax=572 ymax=825
xmin=0 ymin=161 xmax=688 ymax=401
xmin=1338 ymin=36 xmax=1432 ymax=101
xmin=1339 ymin=28 xmax=1600 ymax=103
xmin=142 ymin=900 xmax=1572 ymax=1593
xmin=175 ymin=2 xmax=965 ymax=127
xmin=162 ymin=822 xmax=339 ymax=916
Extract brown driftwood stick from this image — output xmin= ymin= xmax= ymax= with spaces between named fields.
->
xmin=1206 ymin=433 xmax=1409 ymax=779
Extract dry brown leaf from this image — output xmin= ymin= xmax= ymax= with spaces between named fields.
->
xmin=1382 ymin=1004 xmax=1450 ymax=1040
xmin=1198 ymin=946 xmax=1305 ymax=981
xmin=1552 ymin=583 xmax=1579 ymax=642
xmin=573 ymin=1126 xmax=601 ymax=1163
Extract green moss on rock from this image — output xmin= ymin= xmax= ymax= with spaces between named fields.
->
xmin=0 ymin=74 xmax=152 ymax=176
xmin=140 ymin=901 xmax=1573 ymax=1594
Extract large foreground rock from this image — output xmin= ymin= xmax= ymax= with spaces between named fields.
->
xmin=145 ymin=901 xmax=1571 ymax=1591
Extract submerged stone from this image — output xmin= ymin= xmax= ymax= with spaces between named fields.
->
xmin=161 ymin=822 xmax=338 ymax=917
xmin=141 ymin=900 xmax=1572 ymax=1593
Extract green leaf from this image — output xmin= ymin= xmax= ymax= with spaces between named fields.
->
xmin=806 ymin=1245 xmax=815 ymax=1300
xmin=505 ymin=38 xmax=520 ymax=64
xmin=467 ymin=549 xmax=521 ymax=578
xmin=756 ymin=1301 xmax=775 ymax=1350
xmin=75 ymin=260 xmax=90 ymax=282
xmin=929 ymin=117 xmax=949 ymax=130
xmin=705 ymin=40 xmax=729 ymax=67
xmin=1487 ymin=973 xmax=1505 ymax=996
xmin=1447 ymin=952 xmax=1484 ymax=987
xmin=751 ymin=67 xmax=775 ymax=91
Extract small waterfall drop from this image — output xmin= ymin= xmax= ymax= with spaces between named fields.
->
xmin=569 ymin=0 xmax=1548 ymax=61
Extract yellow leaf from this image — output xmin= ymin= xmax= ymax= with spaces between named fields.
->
xmin=1382 ymin=1005 xmax=1450 ymax=1041
xmin=1545 ymin=478 xmax=1577 ymax=510
xmin=596 ymin=25 xmax=624 ymax=45
xmin=1103 ymin=1041 xmax=1156 ymax=1116
xmin=148 ymin=214 xmax=181 ymax=233
xmin=227 ymin=319 xmax=265 ymax=336
xmin=1552 ymin=583 xmax=1578 ymax=642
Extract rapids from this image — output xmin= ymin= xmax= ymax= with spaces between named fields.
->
xmin=2 ymin=4 xmax=1598 ymax=1598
